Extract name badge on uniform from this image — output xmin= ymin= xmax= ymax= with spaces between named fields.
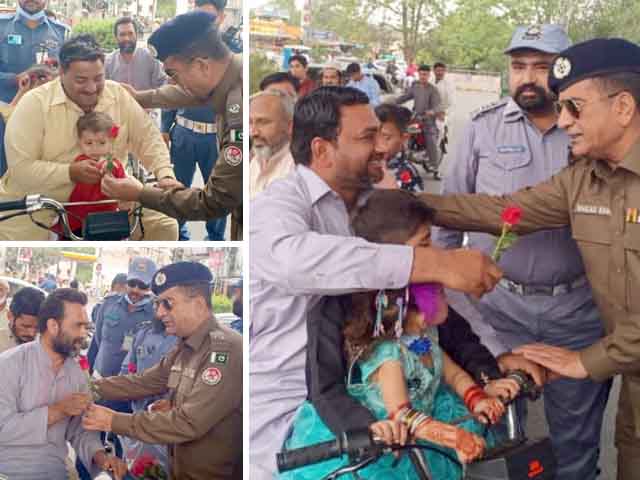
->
xmin=497 ymin=145 xmax=526 ymax=154
xmin=626 ymin=208 xmax=640 ymax=223
xmin=122 ymin=334 xmax=134 ymax=352
xmin=7 ymin=34 xmax=22 ymax=45
xmin=575 ymin=204 xmax=611 ymax=216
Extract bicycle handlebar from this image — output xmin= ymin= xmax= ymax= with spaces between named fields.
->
xmin=0 ymin=197 xmax=26 ymax=212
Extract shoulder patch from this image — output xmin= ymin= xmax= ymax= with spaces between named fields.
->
xmin=471 ymin=98 xmax=509 ymax=120
xmin=225 ymin=85 xmax=242 ymax=129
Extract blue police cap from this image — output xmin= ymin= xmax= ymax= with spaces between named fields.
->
xmin=128 ymin=257 xmax=157 ymax=286
xmin=148 ymin=10 xmax=217 ymax=61
xmin=549 ymin=38 xmax=640 ymax=95
xmin=504 ymin=24 xmax=570 ymax=55
xmin=151 ymin=261 xmax=213 ymax=295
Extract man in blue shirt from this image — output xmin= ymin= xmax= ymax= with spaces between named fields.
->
xmin=346 ymin=62 xmax=381 ymax=106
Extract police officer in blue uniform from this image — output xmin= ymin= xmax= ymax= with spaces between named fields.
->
xmin=91 ymin=257 xmax=157 ymax=413
xmin=0 ymin=0 xmax=68 ymax=103
xmin=119 ymin=316 xmax=178 ymax=474
xmin=161 ymin=0 xmax=241 ymax=241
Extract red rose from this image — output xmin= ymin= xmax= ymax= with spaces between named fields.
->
xmin=399 ymin=170 xmax=412 ymax=183
xmin=78 ymin=355 xmax=90 ymax=371
xmin=132 ymin=454 xmax=156 ymax=476
xmin=501 ymin=206 xmax=522 ymax=226
xmin=109 ymin=125 xmax=119 ymax=139
xmin=128 ymin=362 xmax=137 ymax=374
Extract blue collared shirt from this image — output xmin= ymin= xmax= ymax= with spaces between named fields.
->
xmin=250 ymin=165 xmax=413 ymax=478
xmin=347 ymin=75 xmax=381 ymax=106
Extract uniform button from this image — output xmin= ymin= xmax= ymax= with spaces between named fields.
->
xmin=617 ymin=268 xmax=623 ymax=273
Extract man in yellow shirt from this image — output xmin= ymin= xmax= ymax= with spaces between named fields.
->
xmin=0 ymin=34 xmax=179 ymax=240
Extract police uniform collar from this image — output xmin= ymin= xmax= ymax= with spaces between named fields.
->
xmin=503 ymin=98 xmax=525 ymax=122
xmin=184 ymin=316 xmax=216 ymax=351
xmin=617 ymin=137 xmax=640 ymax=178
xmin=211 ymin=54 xmax=242 ymax=115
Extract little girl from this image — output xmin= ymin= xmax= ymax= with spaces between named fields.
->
xmin=57 ymin=111 xmax=126 ymax=237
xmin=281 ymin=189 xmax=507 ymax=479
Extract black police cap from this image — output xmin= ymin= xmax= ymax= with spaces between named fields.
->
xmin=151 ymin=262 xmax=214 ymax=295
xmin=549 ymin=38 xmax=640 ymax=95
xmin=148 ymin=10 xmax=217 ymax=62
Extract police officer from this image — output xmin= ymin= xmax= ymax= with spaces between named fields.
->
xmin=119 ymin=315 xmax=178 ymax=473
xmin=161 ymin=0 xmax=241 ymax=241
xmin=83 ymin=262 xmax=243 ymax=480
xmin=436 ymin=25 xmax=611 ymax=480
xmin=0 ymin=0 xmax=68 ymax=103
xmin=422 ymin=37 xmax=640 ymax=480
xmin=101 ymin=10 xmax=243 ymax=240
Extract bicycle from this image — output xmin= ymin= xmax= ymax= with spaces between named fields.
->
xmin=0 ymin=194 xmax=143 ymax=241
xmin=277 ymin=370 xmax=557 ymax=480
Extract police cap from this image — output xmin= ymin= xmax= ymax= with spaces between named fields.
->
xmin=151 ymin=261 xmax=213 ymax=295
xmin=549 ymin=38 xmax=640 ymax=95
xmin=504 ymin=24 xmax=570 ymax=55
xmin=148 ymin=10 xmax=217 ymax=61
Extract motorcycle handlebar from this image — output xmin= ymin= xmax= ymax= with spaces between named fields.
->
xmin=0 ymin=197 xmax=27 ymax=212
xmin=277 ymin=429 xmax=378 ymax=473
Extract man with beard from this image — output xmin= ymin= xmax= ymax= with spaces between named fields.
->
xmin=0 ymin=33 xmax=179 ymax=240
xmin=249 ymin=86 xmax=503 ymax=478
xmin=0 ymin=0 xmax=69 ymax=104
xmin=249 ymin=89 xmax=294 ymax=198
xmin=321 ymin=64 xmax=342 ymax=87
xmin=105 ymin=17 xmax=166 ymax=92
xmin=435 ymin=25 xmax=611 ymax=480
xmin=83 ymin=262 xmax=242 ymax=480
xmin=0 ymin=286 xmax=45 ymax=352
xmin=0 ymin=288 xmax=128 ymax=479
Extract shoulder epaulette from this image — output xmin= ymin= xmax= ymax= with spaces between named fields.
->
xmin=470 ymin=97 xmax=509 ymax=120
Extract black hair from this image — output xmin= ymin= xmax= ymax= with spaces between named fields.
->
xmin=37 ymin=288 xmax=87 ymax=334
xmin=113 ymin=16 xmax=137 ymax=36
xmin=70 ymin=279 xmax=79 ymax=289
xmin=181 ymin=282 xmax=213 ymax=309
xmin=288 ymin=54 xmax=308 ymax=68
xmin=259 ymin=71 xmax=300 ymax=92
xmin=172 ymin=24 xmax=229 ymax=61
xmin=195 ymin=0 xmax=227 ymax=10
xmin=59 ymin=34 xmax=105 ymax=70
xmin=345 ymin=63 xmax=361 ymax=75
xmin=375 ymin=103 xmax=412 ymax=132
xmin=9 ymin=287 xmax=45 ymax=319
xmin=418 ymin=64 xmax=431 ymax=72
xmin=352 ymin=189 xmax=436 ymax=244
xmin=433 ymin=62 xmax=446 ymax=69
xmin=290 ymin=86 xmax=370 ymax=166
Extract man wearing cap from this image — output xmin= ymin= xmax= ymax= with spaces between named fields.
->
xmin=422 ymin=37 xmax=640 ymax=479
xmin=89 ymin=257 xmax=156 ymax=407
xmin=435 ymin=25 xmax=611 ymax=480
xmin=82 ymin=262 xmax=243 ymax=480
xmin=321 ymin=64 xmax=342 ymax=87
xmin=101 ymin=10 xmax=244 ymax=240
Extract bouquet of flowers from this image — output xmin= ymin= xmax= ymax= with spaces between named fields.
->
xmin=77 ymin=355 xmax=101 ymax=401
xmin=130 ymin=454 xmax=168 ymax=480
xmin=492 ymin=206 xmax=522 ymax=262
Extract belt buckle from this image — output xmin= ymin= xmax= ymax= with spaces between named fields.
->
xmin=194 ymin=123 xmax=205 ymax=134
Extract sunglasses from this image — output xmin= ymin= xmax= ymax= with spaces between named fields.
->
xmin=127 ymin=279 xmax=149 ymax=290
xmin=153 ymin=297 xmax=174 ymax=311
xmin=554 ymin=91 xmax=622 ymax=119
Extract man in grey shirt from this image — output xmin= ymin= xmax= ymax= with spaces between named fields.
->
xmin=436 ymin=25 xmax=611 ymax=480
xmin=250 ymin=86 xmax=502 ymax=478
xmin=395 ymin=64 xmax=443 ymax=173
xmin=105 ymin=17 xmax=167 ymax=91
xmin=0 ymin=288 xmax=128 ymax=480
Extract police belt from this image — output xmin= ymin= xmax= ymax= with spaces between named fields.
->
xmin=498 ymin=275 xmax=588 ymax=296
xmin=176 ymin=115 xmax=217 ymax=134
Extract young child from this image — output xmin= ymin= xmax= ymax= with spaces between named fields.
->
xmin=375 ymin=103 xmax=424 ymax=192
xmin=57 ymin=111 xmax=126 ymax=237
xmin=280 ymin=189 xmax=517 ymax=479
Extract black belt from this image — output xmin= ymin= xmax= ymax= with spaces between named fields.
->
xmin=498 ymin=275 xmax=588 ymax=296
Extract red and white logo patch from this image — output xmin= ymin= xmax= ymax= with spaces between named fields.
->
xmin=224 ymin=145 xmax=242 ymax=167
xmin=201 ymin=367 xmax=222 ymax=386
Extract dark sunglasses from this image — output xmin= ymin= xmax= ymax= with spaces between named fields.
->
xmin=153 ymin=297 xmax=174 ymax=311
xmin=127 ymin=279 xmax=149 ymax=290
xmin=554 ymin=91 xmax=622 ymax=119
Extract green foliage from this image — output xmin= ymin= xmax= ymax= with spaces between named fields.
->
xmin=250 ymin=53 xmax=278 ymax=94
xmin=71 ymin=18 xmax=117 ymax=52
xmin=212 ymin=294 xmax=233 ymax=314
xmin=156 ymin=0 xmax=176 ymax=19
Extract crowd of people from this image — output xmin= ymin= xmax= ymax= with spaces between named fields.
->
xmin=0 ymin=257 xmax=243 ymax=479
xmin=0 ymin=0 xmax=243 ymax=241
xmin=249 ymin=22 xmax=640 ymax=480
